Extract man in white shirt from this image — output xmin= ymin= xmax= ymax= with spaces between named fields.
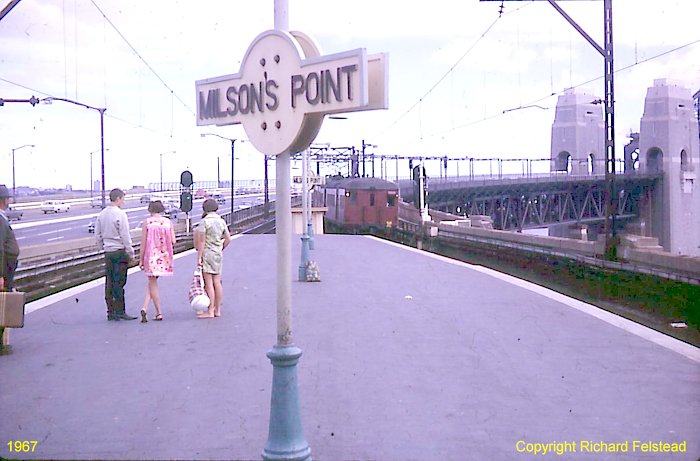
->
xmin=95 ymin=188 xmax=137 ymax=321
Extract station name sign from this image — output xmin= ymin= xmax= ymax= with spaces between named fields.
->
xmin=196 ymin=30 xmax=387 ymax=156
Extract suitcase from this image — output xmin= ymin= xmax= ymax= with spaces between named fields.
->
xmin=0 ymin=291 xmax=26 ymax=328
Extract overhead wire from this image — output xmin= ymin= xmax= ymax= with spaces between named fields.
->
xmin=380 ymin=17 xmax=500 ymax=135
xmin=88 ymin=0 xmax=196 ymax=117
xmin=0 ymin=76 xmax=182 ymax=138
xmin=424 ymin=38 xmax=700 ymax=141
xmin=380 ymin=2 xmax=532 ymax=136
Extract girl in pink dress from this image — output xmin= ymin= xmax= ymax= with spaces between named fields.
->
xmin=138 ymin=200 xmax=176 ymax=322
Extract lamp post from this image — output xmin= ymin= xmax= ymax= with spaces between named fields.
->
xmin=11 ymin=144 xmax=34 ymax=197
xmin=89 ymin=148 xmax=108 ymax=197
xmin=263 ymin=154 xmax=270 ymax=218
xmin=159 ymin=150 xmax=176 ymax=191
xmin=361 ymin=139 xmax=377 ymax=178
xmin=41 ymin=97 xmax=106 ymax=206
xmin=200 ymin=133 xmax=241 ymax=226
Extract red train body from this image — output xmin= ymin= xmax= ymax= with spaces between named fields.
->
xmin=321 ymin=177 xmax=399 ymax=231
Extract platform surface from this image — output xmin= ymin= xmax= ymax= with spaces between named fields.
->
xmin=1 ymin=234 xmax=698 ymax=461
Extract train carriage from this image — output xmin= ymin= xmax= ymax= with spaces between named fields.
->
xmin=321 ymin=177 xmax=399 ymax=232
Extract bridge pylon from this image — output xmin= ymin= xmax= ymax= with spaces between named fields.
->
xmin=550 ymin=88 xmax=606 ymax=175
xmin=639 ymin=78 xmax=700 ymax=256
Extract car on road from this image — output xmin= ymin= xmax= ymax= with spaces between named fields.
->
xmin=211 ymin=193 xmax=226 ymax=204
xmin=149 ymin=194 xmax=168 ymax=204
xmin=194 ymin=189 xmax=208 ymax=199
xmin=90 ymin=197 xmax=106 ymax=208
xmin=163 ymin=202 xmax=180 ymax=219
xmin=139 ymin=194 xmax=153 ymax=204
xmin=41 ymin=200 xmax=70 ymax=214
xmin=87 ymin=221 xmax=95 ymax=233
xmin=6 ymin=206 xmax=23 ymax=221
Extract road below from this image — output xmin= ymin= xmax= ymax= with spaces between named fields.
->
xmin=12 ymin=193 xmax=272 ymax=247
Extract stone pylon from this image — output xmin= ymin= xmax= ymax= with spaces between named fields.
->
xmin=550 ymin=88 xmax=605 ymax=175
xmin=639 ymin=78 xmax=700 ymax=256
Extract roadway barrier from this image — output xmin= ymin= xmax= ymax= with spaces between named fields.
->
xmin=12 ymin=198 xmax=296 ymax=302
xmin=14 ymin=229 xmax=192 ymax=302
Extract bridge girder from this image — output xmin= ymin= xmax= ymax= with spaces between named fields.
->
xmin=401 ymin=175 xmax=660 ymax=232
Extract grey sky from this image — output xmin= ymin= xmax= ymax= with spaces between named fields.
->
xmin=1 ymin=0 xmax=698 ymax=189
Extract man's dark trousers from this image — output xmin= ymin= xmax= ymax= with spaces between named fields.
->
xmin=2 ymin=258 xmax=17 ymax=290
xmin=104 ymin=250 xmax=129 ymax=320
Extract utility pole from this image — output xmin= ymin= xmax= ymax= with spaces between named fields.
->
xmin=481 ymin=0 xmax=617 ymax=259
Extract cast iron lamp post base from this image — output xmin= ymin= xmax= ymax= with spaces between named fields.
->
xmin=306 ymin=222 xmax=315 ymax=250
xmin=297 ymin=235 xmax=311 ymax=281
xmin=262 ymin=345 xmax=312 ymax=461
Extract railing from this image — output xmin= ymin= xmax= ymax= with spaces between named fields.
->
xmin=13 ymin=197 xmax=300 ymax=301
xmin=150 ymin=179 xmax=278 ymax=193
xmin=397 ymin=171 xmax=662 ymax=192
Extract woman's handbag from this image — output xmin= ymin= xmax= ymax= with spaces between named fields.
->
xmin=188 ymin=268 xmax=210 ymax=312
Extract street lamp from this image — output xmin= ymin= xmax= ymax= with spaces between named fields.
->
xmin=11 ymin=144 xmax=34 ymax=197
xmin=159 ymin=150 xmax=176 ymax=191
xmin=89 ymin=148 xmax=109 ymax=197
xmin=263 ymin=154 xmax=270 ymax=218
xmin=361 ymin=139 xmax=377 ymax=177
xmin=42 ymin=97 xmax=107 ymax=206
xmin=200 ymin=133 xmax=243 ymax=225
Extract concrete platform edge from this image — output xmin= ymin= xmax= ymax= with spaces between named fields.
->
xmin=365 ymin=235 xmax=700 ymax=363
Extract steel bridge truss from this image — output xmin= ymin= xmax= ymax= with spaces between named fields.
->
xmin=467 ymin=186 xmax=628 ymax=231
xmin=414 ymin=175 xmax=659 ymax=232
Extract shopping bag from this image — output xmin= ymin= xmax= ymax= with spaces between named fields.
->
xmin=0 ymin=291 xmax=26 ymax=328
xmin=188 ymin=268 xmax=210 ymax=312
xmin=305 ymin=260 xmax=321 ymax=282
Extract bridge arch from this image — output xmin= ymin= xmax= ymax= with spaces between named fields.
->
xmin=554 ymin=151 xmax=572 ymax=173
xmin=680 ymin=149 xmax=691 ymax=172
xmin=645 ymin=147 xmax=663 ymax=174
xmin=587 ymin=153 xmax=596 ymax=175
xmin=631 ymin=148 xmax=640 ymax=171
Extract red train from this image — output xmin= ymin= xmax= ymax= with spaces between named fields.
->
xmin=321 ymin=177 xmax=399 ymax=231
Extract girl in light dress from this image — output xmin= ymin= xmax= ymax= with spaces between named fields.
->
xmin=194 ymin=198 xmax=231 ymax=319
xmin=139 ymin=200 xmax=176 ymax=322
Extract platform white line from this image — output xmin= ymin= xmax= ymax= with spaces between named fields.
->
xmin=367 ymin=235 xmax=700 ymax=363
xmin=40 ymin=227 xmax=72 ymax=235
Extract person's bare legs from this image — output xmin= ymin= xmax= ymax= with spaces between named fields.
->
xmin=197 ymin=272 xmax=215 ymax=318
xmin=213 ymin=274 xmax=223 ymax=317
xmin=140 ymin=277 xmax=152 ymax=322
xmin=140 ymin=287 xmax=152 ymax=315
xmin=149 ymin=276 xmax=162 ymax=318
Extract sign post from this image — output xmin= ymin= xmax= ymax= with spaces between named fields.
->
xmin=195 ymin=1 xmax=387 ymax=458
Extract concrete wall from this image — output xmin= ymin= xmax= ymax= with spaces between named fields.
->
xmin=19 ymin=228 xmax=142 ymax=262
xmin=437 ymin=221 xmax=603 ymax=257
xmin=435 ymin=219 xmax=700 ymax=280
xmin=291 ymin=208 xmax=326 ymax=235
